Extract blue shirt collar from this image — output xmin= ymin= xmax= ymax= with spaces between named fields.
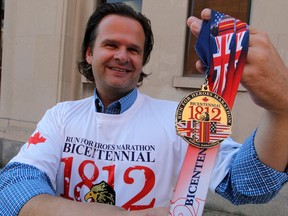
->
xmin=94 ymin=88 xmax=138 ymax=114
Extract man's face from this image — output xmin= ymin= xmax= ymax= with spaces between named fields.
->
xmin=86 ymin=15 xmax=145 ymax=98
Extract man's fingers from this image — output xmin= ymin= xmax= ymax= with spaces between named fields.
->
xmin=196 ymin=60 xmax=205 ymax=74
xmin=248 ymin=25 xmax=264 ymax=47
xmin=201 ymin=8 xmax=211 ymax=21
xmin=187 ymin=16 xmax=202 ymax=37
xmin=187 ymin=8 xmax=212 ymax=37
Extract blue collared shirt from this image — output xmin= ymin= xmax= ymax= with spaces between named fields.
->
xmin=94 ymin=88 xmax=137 ymax=114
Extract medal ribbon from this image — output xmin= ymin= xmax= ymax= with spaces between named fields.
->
xmin=170 ymin=10 xmax=249 ymax=216
xmin=195 ymin=10 xmax=249 ymax=108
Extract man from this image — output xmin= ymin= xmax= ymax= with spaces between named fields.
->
xmin=0 ymin=3 xmax=287 ymax=216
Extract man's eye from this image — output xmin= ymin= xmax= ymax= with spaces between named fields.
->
xmin=106 ymin=44 xmax=117 ymax=48
xmin=128 ymin=48 xmax=140 ymax=54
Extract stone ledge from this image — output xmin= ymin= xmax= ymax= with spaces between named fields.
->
xmin=0 ymin=118 xmax=36 ymax=143
xmin=0 ymin=138 xmax=24 ymax=168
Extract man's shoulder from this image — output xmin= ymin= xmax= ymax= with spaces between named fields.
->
xmin=59 ymin=96 xmax=93 ymax=106
xmin=49 ymin=96 xmax=94 ymax=114
xmin=135 ymin=93 xmax=179 ymax=117
xmin=139 ymin=92 xmax=178 ymax=107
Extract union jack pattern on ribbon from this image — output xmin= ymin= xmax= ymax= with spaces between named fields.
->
xmin=195 ymin=10 xmax=249 ymax=109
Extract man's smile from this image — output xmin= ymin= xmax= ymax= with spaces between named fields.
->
xmin=108 ymin=67 xmax=132 ymax=73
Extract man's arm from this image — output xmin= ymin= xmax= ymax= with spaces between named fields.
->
xmin=215 ymin=131 xmax=287 ymax=204
xmin=19 ymin=194 xmax=123 ymax=216
xmin=242 ymin=26 xmax=288 ymax=172
xmin=19 ymin=194 xmax=169 ymax=216
xmin=255 ymin=111 xmax=288 ymax=172
xmin=0 ymin=163 xmax=168 ymax=216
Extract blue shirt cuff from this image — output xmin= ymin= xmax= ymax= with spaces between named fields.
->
xmin=216 ymin=130 xmax=288 ymax=204
xmin=0 ymin=162 xmax=55 ymax=215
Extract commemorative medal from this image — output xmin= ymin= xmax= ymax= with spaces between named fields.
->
xmin=175 ymin=85 xmax=232 ymax=148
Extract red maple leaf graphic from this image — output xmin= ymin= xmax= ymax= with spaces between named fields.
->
xmin=202 ymin=97 xmax=209 ymax=102
xmin=27 ymin=131 xmax=46 ymax=148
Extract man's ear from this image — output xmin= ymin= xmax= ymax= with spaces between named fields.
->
xmin=86 ymin=47 xmax=92 ymax=64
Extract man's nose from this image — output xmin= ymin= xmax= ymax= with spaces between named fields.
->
xmin=114 ymin=48 xmax=129 ymax=63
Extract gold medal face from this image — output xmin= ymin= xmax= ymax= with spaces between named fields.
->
xmin=175 ymin=86 xmax=232 ymax=148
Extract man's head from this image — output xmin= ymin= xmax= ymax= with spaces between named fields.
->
xmin=78 ymin=2 xmax=154 ymax=85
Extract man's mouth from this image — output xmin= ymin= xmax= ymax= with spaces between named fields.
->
xmin=109 ymin=67 xmax=131 ymax=73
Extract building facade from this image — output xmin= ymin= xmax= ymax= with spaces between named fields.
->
xmin=0 ymin=0 xmax=287 ymax=215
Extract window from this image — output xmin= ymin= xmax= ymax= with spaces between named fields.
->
xmin=103 ymin=0 xmax=142 ymax=12
xmin=184 ymin=0 xmax=251 ymax=76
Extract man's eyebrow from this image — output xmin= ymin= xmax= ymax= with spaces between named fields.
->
xmin=101 ymin=39 xmax=143 ymax=51
xmin=101 ymin=39 xmax=117 ymax=45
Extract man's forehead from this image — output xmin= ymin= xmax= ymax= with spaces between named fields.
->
xmin=99 ymin=14 xmax=139 ymax=27
xmin=96 ymin=14 xmax=145 ymax=43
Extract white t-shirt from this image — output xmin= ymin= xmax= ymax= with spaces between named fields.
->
xmin=11 ymin=92 xmax=240 ymax=208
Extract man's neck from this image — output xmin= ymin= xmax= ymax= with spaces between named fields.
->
xmin=94 ymin=88 xmax=138 ymax=114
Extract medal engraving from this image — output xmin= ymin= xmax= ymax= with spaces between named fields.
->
xmin=176 ymin=85 xmax=232 ymax=148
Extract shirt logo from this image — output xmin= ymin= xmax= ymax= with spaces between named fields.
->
xmin=27 ymin=131 xmax=46 ymax=148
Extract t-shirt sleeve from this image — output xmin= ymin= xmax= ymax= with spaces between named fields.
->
xmin=10 ymin=103 xmax=65 ymax=188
